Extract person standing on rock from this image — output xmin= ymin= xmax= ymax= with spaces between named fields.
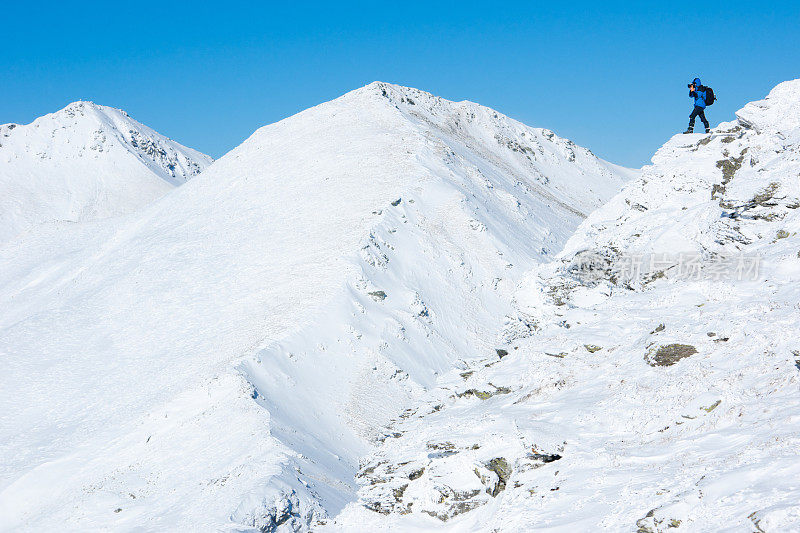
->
xmin=684 ymin=77 xmax=711 ymax=134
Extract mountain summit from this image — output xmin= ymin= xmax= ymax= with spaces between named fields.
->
xmin=0 ymin=82 xmax=633 ymax=530
xmin=0 ymin=101 xmax=211 ymax=243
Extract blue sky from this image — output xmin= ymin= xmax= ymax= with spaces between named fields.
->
xmin=4 ymin=1 xmax=798 ymax=167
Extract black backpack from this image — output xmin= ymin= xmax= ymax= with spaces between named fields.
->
xmin=703 ymin=86 xmax=716 ymax=106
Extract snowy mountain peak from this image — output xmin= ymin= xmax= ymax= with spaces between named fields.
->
xmin=343 ymin=81 xmax=635 ymax=217
xmin=0 ymin=101 xmax=212 ymax=243
xmin=735 ymin=78 xmax=800 ymax=136
xmin=3 ymin=100 xmax=212 ymax=183
xmin=58 ymin=99 xmax=109 ymax=114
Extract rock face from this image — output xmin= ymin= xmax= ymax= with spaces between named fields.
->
xmin=484 ymin=457 xmax=512 ymax=497
xmin=0 ymin=83 xmax=632 ymax=531
xmin=0 ymin=101 xmax=211 ymax=243
xmin=645 ymin=344 xmax=698 ymax=367
xmin=328 ymin=80 xmax=800 ymax=531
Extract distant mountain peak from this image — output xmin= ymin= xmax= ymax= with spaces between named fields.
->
xmin=0 ymin=102 xmax=212 ymax=243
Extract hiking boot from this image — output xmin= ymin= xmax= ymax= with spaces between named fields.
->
xmin=683 ymin=128 xmax=694 ymax=134
xmin=705 ymin=127 xmax=711 ymax=134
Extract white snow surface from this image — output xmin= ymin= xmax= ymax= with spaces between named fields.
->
xmin=0 ymin=82 xmax=632 ymax=531
xmin=0 ymin=101 xmax=212 ymax=244
xmin=328 ymin=79 xmax=800 ymax=531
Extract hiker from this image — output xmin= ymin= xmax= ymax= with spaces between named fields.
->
xmin=684 ymin=77 xmax=711 ymax=134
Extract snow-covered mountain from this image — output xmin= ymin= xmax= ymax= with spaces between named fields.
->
xmin=0 ymin=82 xmax=632 ymax=531
xmin=328 ymin=80 xmax=800 ymax=531
xmin=0 ymin=101 xmax=212 ymax=243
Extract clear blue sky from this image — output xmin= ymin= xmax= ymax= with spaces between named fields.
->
xmin=4 ymin=1 xmax=799 ymax=167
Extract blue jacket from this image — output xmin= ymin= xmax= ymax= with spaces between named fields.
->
xmin=690 ymin=77 xmax=706 ymax=109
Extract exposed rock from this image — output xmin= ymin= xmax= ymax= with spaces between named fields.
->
xmin=751 ymin=182 xmax=780 ymax=206
xmin=635 ymin=507 xmax=683 ymax=533
xmin=528 ymin=452 xmax=562 ymax=463
xmin=427 ymin=442 xmax=456 ymax=451
xmin=408 ymin=468 xmax=425 ymax=480
xmin=392 ymin=484 xmax=408 ymax=502
xmin=368 ymin=290 xmax=387 ymax=301
xmin=457 ymin=389 xmax=493 ymax=400
xmin=421 ymin=486 xmax=486 ymax=522
xmin=484 ymin=457 xmax=512 ymax=497
xmin=645 ymin=344 xmax=697 ymax=367
xmin=456 ymin=384 xmax=511 ymax=400
xmin=713 ymin=150 xmax=746 ymax=200
xmin=364 ymin=501 xmax=391 ymax=515
xmin=774 ymin=229 xmax=790 ymax=242
xmin=749 ymin=511 xmax=767 ymax=533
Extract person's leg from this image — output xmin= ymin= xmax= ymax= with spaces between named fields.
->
xmin=699 ymin=109 xmax=710 ymax=132
xmin=686 ymin=106 xmax=700 ymax=132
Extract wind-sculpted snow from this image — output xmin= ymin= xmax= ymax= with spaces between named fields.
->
xmin=0 ymin=83 xmax=630 ymax=530
xmin=327 ymin=80 xmax=800 ymax=531
xmin=0 ymin=101 xmax=211 ymax=243
xmin=735 ymin=78 xmax=800 ymax=137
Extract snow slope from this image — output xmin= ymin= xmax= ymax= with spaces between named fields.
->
xmin=0 ymin=101 xmax=212 ymax=244
xmin=328 ymin=79 xmax=800 ymax=531
xmin=0 ymin=82 xmax=632 ymax=530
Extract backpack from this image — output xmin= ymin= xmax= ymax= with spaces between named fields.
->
xmin=703 ymin=86 xmax=716 ymax=106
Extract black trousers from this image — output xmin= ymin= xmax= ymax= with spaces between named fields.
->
xmin=689 ymin=106 xmax=709 ymax=129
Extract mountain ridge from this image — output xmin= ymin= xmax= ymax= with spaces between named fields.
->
xmin=326 ymin=78 xmax=800 ymax=531
xmin=5 ymin=79 xmax=799 ymax=531
xmin=0 ymin=82 xmax=633 ymax=530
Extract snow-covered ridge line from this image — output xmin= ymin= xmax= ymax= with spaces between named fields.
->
xmin=355 ymin=82 xmax=637 ymax=217
xmin=0 ymin=100 xmax=212 ymax=243
xmin=1 ymin=100 xmax=211 ymax=183
xmin=220 ymin=81 xmax=636 ymax=529
xmin=0 ymin=81 xmax=633 ymax=530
